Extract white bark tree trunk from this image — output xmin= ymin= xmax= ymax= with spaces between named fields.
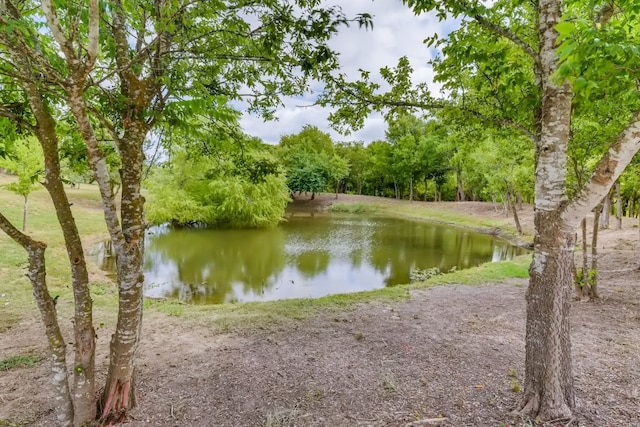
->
xmin=518 ymin=0 xmax=575 ymax=419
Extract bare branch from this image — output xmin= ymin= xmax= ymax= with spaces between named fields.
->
xmin=40 ymin=0 xmax=76 ymax=62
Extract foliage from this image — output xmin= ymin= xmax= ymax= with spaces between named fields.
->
xmin=0 ymin=137 xmax=43 ymax=198
xmin=277 ymin=125 xmax=350 ymax=196
xmin=146 ymin=129 xmax=290 ymax=228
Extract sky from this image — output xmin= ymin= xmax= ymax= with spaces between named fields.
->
xmin=238 ymin=0 xmax=458 ymax=145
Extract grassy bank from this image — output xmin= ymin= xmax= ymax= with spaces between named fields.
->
xmin=331 ymin=198 xmax=532 ymax=245
xmin=0 ymin=177 xmax=530 ymax=337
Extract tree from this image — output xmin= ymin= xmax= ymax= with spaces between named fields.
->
xmin=0 ymin=1 xmax=372 ymax=424
xmin=146 ymin=125 xmax=290 ymax=228
xmin=386 ymin=115 xmax=451 ymax=201
xmin=335 ymin=141 xmax=370 ymax=194
xmin=320 ymin=0 xmax=640 ymax=420
xmin=277 ymin=125 xmax=349 ymax=199
xmin=472 ymin=132 xmax=533 ymax=233
xmin=0 ymin=137 xmax=43 ymax=231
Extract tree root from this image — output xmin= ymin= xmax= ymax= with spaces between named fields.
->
xmin=514 ymin=391 xmax=573 ymax=424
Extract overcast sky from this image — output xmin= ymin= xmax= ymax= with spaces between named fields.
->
xmin=239 ymin=1 xmax=458 ymax=145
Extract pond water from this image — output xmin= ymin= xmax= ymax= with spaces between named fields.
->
xmin=94 ymin=211 xmax=526 ymax=304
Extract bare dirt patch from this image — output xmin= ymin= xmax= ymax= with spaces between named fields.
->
xmin=1 ymin=197 xmax=639 ymax=427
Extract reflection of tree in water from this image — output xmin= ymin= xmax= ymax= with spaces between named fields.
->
xmin=145 ymin=227 xmax=286 ymax=303
xmin=368 ymin=219 xmax=508 ymax=286
xmin=295 ymin=250 xmax=330 ymax=278
xmin=126 ymin=214 xmax=526 ymax=304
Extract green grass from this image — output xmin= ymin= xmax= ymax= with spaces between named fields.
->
xmin=329 ymin=197 xmax=532 ymax=245
xmin=329 ymin=202 xmax=374 ymax=213
xmin=0 ymin=174 xmax=113 ymax=329
xmin=0 ymin=173 xmax=531 ymax=335
xmin=420 ymin=254 xmax=531 ymax=286
xmin=0 ymin=353 xmax=44 ymax=371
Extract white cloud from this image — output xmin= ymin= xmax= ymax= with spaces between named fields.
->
xmin=239 ymin=1 xmax=458 ymax=145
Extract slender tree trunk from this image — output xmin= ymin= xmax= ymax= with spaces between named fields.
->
xmin=599 ymin=194 xmax=610 ymax=229
xmin=409 ymin=176 xmax=414 ymax=202
xmin=0 ymin=213 xmax=74 ymax=427
xmin=509 ymin=192 xmax=523 ymax=235
xmin=456 ymin=166 xmax=465 ymax=201
xmin=578 ymin=218 xmax=587 ymax=299
xmin=616 ymin=181 xmax=622 ymax=230
xmin=591 ymin=203 xmax=601 ymax=299
xmin=22 ymin=195 xmax=28 ymax=231
xmin=13 ymin=46 xmax=97 ymax=425
xmin=100 ymin=121 xmax=147 ymax=423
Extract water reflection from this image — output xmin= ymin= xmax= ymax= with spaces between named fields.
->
xmin=93 ymin=212 xmax=526 ymax=304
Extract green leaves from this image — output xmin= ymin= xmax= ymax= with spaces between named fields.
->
xmin=0 ymin=137 xmax=44 ymax=197
xmin=146 ymin=134 xmax=289 ymax=228
xmin=276 ymin=125 xmax=349 ymax=195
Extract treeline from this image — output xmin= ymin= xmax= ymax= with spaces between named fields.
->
xmin=273 ymin=120 xmax=640 ymax=225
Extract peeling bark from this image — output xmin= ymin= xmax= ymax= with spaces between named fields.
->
xmin=518 ymin=0 xmax=575 ymax=419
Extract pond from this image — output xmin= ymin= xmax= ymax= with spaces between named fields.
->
xmin=93 ymin=210 xmax=526 ymax=304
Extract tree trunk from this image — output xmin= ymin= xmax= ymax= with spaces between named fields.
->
xmin=519 ymin=213 xmax=575 ymax=419
xmin=99 ymin=124 xmax=147 ymax=424
xmin=517 ymin=0 xmax=575 ymax=419
xmin=599 ymin=194 xmax=610 ymax=229
xmin=22 ymin=195 xmax=28 ymax=231
xmin=13 ymin=47 xmax=97 ymax=425
xmin=616 ymin=181 xmax=622 ymax=230
xmin=456 ymin=166 xmax=465 ymax=201
xmin=578 ymin=218 xmax=587 ymax=299
xmin=409 ymin=176 xmax=414 ymax=202
xmin=590 ymin=203 xmax=601 ymax=299
xmin=508 ymin=192 xmax=523 ymax=235
xmin=0 ymin=213 xmax=74 ymax=427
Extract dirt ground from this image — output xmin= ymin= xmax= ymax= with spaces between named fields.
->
xmin=2 ymin=196 xmax=639 ymax=427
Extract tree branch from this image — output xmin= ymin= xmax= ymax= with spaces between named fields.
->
xmin=40 ymin=0 xmax=76 ymax=63
xmin=0 ymin=107 xmax=35 ymax=132
xmin=471 ymin=13 xmax=539 ymax=65
xmin=562 ymin=110 xmax=640 ymax=227
xmin=86 ymin=0 xmax=100 ymax=72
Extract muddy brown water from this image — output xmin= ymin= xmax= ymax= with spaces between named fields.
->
xmin=93 ymin=210 xmax=525 ymax=304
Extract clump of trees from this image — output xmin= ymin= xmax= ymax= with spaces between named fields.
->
xmin=0 ymin=1 xmax=372 ymax=425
